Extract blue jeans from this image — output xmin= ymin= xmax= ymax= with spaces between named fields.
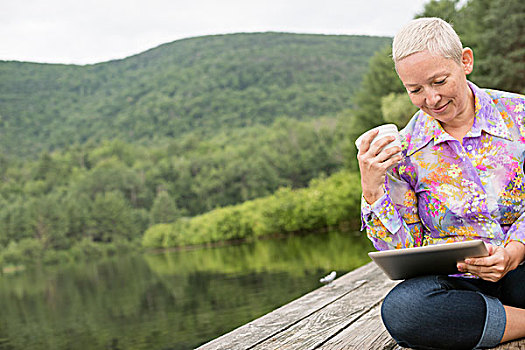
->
xmin=381 ymin=264 xmax=525 ymax=350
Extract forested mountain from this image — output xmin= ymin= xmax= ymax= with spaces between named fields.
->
xmin=0 ymin=33 xmax=390 ymax=157
xmin=0 ymin=32 xmax=392 ymax=266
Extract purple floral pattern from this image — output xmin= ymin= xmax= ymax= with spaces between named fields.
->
xmin=361 ymin=82 xmax=525 ymax=252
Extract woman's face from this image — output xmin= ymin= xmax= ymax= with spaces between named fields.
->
xmin=395 ymin=49 xmax=474 ymax=127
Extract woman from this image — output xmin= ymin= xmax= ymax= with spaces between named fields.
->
xmin=358 ymin=17 xmax=525 ymax=349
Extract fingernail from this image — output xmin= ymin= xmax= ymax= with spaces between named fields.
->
xmin=465 ymin=259 xmax=471 ymax=264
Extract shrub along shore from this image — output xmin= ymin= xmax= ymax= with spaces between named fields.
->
xmin=142 ymin=170 xmax=363 ymax=249
xmin=0 ymin=170 xmax=363 ymax=271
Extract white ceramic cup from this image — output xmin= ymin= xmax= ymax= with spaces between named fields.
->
xmin=355 ymin=124 xmax=402 ymax=154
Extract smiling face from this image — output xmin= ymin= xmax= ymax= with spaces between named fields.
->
xmin=395 ymin=49 xmax=475 ymax=130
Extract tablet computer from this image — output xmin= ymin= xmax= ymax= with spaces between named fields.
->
xmin=368 ymin=240 xmax=489 ymax=280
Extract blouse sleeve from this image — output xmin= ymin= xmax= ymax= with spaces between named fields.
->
xmin=361 ymin=166 xmax=425 ymax=250
xmin=505 ymin=215 xmax=525 ymax=246
xmin=503 ymin=97 xmax=525 ymax=247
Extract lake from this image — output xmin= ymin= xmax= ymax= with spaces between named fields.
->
xmin=0 ymin=230 xmax=373 ymax=349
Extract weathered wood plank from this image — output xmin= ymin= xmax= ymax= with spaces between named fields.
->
xmin=198 ymin=261 xmax=525 ymax=350
xmin=492 ymin=340 xmax=525 ymax=349
xmin=249 ymin=268 xmax=397 ymax=350
xmin=319 ymin=303 xmax=397 ymax=350
xmin=197 ymin=263 xmax=384 ymax=350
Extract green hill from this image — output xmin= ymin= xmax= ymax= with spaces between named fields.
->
xmin=0 ymin=32 xmax=390 ymax=157
xmin=0 ymin=32 xmax=392 ymax=266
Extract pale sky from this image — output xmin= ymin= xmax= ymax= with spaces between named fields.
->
xmin=0 ymin=0 xmax=430 ymax=65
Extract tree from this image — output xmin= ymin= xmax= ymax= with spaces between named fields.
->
xmin=381 ymin=93 xmax=418 ymax=128
xmin=415 ymin=0 xmax=460 ymax=23
xmin=26 ymin=194 xmax=69 ymax=250
xmin=352 ymin=46 xmax=406 ymax=133
xmin=76 ymin=157 xmax=148 ymax=207
xmin=88 ymin=191 xmax=138 ymax=242
xmin=473 ymin=0 xmax=525 ymax=93
xmin=150 ymin=190 xmax=182 ymax=225
xmin=64 ymin=193 xmax=92 ymax=243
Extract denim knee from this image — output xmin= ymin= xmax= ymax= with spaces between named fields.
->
xmin=381 ymin=276 xmax=437 ymax=348
xmin=380 ymin=275 xmax=494 ymax=350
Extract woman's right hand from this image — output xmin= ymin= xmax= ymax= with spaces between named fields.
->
xmin=357 ymin=129 xmax=402 ymax=204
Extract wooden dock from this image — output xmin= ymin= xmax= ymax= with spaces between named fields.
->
xmin=197 ymin=262 xmax=525 ymax=350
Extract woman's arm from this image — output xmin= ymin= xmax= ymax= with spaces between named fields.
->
xmin=358 ymin=129 xmax=399 ymax=204
xmin=361 ymin=172 xmax=423 ymax=250
xmin=358 ymin=130 xmax=424 ymax=250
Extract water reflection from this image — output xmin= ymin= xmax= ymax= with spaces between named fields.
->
xmin=0 ymin=231 xmax=373 ymax=349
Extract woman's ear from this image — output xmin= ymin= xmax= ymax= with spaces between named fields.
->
xmin=461 ymin=48 xmax=474 ymax=75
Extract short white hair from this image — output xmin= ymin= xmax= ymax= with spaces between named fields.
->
xmin=392 ymin=17 xmax=463 ymax=65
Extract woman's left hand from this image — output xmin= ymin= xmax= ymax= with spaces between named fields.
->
xmin=457 ymin=241 xmax=525 ymax=282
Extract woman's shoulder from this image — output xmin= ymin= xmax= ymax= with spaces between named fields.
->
xmin=477 ymin=87 xmax=525 ymax=132
xmin=483 ymin=87 xmax=525 ymax=112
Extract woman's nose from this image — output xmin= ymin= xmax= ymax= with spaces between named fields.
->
xmin=425 ymin=89 xmax=442 ymax=106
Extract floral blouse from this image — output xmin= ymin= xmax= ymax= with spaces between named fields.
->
xmin=361 ymin=82 xmax=525 ymax=251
